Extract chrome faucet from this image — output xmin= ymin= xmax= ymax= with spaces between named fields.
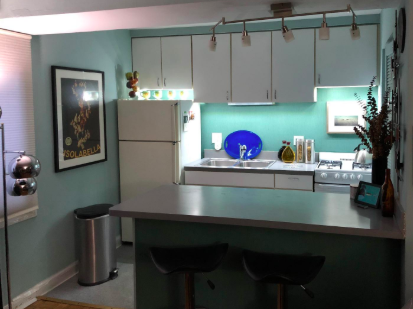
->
xmin=239 ymin=144 xmax=247 ymax=161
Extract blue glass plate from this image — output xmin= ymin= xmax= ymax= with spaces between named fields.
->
xmin=224 ymin=130 xmax=263 ymax=159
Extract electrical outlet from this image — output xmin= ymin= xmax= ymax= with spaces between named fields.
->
xmin=293 ymin=136 xmax=304 ymax=145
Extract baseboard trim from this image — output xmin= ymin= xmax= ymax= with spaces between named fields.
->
xmin=4 ymin=261 xmax=78 ymax=309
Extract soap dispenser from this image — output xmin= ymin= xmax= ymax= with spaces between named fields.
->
xmin=282 ymin=142 xmax=295 ymax=163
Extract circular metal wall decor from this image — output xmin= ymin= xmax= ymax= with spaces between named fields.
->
xmin=398 ymin=8 xmax=406 ymax=53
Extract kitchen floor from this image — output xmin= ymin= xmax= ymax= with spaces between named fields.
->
xmin=47 ymin=244 xmax=134 ymax=309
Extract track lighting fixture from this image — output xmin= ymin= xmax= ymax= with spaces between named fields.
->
xmin=350 ymin=12 xmax=360 ymax=40
xmin=209 ymin=29 xmax=217 ymax=51
xmin=282 ymin=18 xmax=294 ymax=43
xmin=319 ymin=13 xmax=330 ymax=40
xmin=241 ymin=22 xmax=251 ymax=47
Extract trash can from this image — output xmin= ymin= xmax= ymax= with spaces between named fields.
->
xmin=74 ymin=204 xmax=118 ymax=286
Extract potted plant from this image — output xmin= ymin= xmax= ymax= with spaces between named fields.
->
xmin=354 ymin=77 xmax=393 ymax=185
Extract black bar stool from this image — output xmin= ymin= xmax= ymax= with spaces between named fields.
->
xmin=150 ymin=243 xmax=229 ymax=309
xmin=242 ymin=250 xmax=325 ymax=309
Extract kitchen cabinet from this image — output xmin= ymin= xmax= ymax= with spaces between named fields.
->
xmin=193 ymin=34 xmax=231 ymax=103
xmin=232 ymin=32 xmax=272 ymax=102
xmin=132 ymin=38 xmax=162 ymax=89
xmin=272 ymin=29 xmax=315 ymax=103
xmin=132 ymin=36 xmax=192 ymax=89
xmin=316 ymin=25 xmax=378 ymax=87
xmin=275 ymin=174 xmax=313 ymax=191
xmin=161 ymin=36 xmax=192 ymax=89
xmin=185 ymin=171 xmax=275 ymax=189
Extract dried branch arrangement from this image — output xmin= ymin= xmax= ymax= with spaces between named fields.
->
xmin=354 ymin=77 xmax=394 ymax=159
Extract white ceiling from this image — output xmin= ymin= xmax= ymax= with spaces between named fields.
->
xmin=0 ymin=0 xmax=400 ymax=35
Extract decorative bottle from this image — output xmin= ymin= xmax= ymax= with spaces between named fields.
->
xmin=381 ymin=169 xmax=394 ymax=217
xmin=282 ymin=142 xmax=295 ymax=163
xmin=278 ymin=140 xmax=287 ymax=160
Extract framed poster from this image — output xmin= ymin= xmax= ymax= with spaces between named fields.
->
xmin=51 ymin=66 xmax=107 ymax=172
xmin=327 ymin=101 xmax=365 ymax=134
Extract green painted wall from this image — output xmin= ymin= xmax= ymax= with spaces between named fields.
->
xmin=2 ymin=30 xmax=131 ymax=298
xmin=201 ymin=87 xmax=378 ymax=154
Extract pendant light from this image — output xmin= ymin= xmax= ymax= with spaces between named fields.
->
xmin=319 ymin=13 xmax=330 ymax=40
xmin=282 ymin=18 xmax=294 ymax=43
xmin=350 ymin=12 xmax=360 ymax=40
xmin=241 ymin=22 xmax=251 ymax=47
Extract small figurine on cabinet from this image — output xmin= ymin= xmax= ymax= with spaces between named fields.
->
xmin=125 ymin=71 xmax=139 ymax=98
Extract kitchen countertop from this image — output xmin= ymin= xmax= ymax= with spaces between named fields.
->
xmin=184 ymin=158 xmax=317 ymax=175
xmin=110 ymin=185 xmax=403 ymax=239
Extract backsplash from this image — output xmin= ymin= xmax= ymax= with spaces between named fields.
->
xmin=201 ymin=87 xmax=378 ymax=155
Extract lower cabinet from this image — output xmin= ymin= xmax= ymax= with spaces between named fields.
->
xmin=274 ymin=174 xmax=313 ymax=191
xmin=185 ymin=171 xmax=275 ymax=189
xmin=185 ymin=171 xmax=314 ymax=191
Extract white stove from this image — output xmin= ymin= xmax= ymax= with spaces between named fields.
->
xmin=314 ymin=152 xmax=372 ymax=193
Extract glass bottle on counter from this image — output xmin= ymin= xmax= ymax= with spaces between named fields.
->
xmin=381 ymin=169 xmax=394 ymax=217
xmin=278 ymin=140 xmax=287 ymax=160
xmin=282 ymin=142 xmax=295 ymax=163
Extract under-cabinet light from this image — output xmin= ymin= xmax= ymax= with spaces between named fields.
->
xmin=228 ymin=102 xmax=275 ymax=106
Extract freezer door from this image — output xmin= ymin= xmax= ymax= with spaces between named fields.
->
xmin=119 ymin=141 xmax=178 ymax=242
xmin=118 ymin=100 xmax=179 ymax=142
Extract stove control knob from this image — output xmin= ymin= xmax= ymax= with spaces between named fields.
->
xmin=350 ymin=174 xmax=356 ymax=180
xmin=321 ymin=173 xmax=327 ymax=179
xmin=334 ymin=173 xmax=340 ymax=179
xmin=342 ymin=174 xmax=349 ymax=180
xmin=357 ymin=174 xmax=363 ymax=180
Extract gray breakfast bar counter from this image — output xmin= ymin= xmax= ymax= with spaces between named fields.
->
xmin=110 ymin=185 xmax=403 ymax=309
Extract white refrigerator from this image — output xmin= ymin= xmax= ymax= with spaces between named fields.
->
xmin=117 ymin=100 xmax=201 ymax=242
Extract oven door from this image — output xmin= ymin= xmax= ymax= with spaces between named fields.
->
xmin=314 ymin=183 xmax=350 ymax=194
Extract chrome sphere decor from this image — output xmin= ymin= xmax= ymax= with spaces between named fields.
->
xmin=0 ymin=107 xmax=41 ymax=309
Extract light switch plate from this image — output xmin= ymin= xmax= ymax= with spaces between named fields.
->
xmin=293 ymin=136 xmax=304 ymax=145
xmin=212 ymin=133 xmax=222 ymax=144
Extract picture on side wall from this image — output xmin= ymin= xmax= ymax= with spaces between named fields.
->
xmin=51 ymin=66 xmax=107 ymax=172
xmin=327 ymin=101 xmax=365 ymax=134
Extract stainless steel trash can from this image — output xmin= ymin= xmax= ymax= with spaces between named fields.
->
xmin=74 ymin=204 xmax=118 ymax=286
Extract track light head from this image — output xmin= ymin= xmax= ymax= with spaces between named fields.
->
xmin=350 ymin=23 xmax=360 ymax=40
xmin=319 ymin=14 xmax=330 ymax=40
xmin=241 ymin=22 xmax=251 ymax=47
xmin=209 ymin=35 xmax=217 ymax=51
xmin=282 ymin=18 xmax=294 ymax=43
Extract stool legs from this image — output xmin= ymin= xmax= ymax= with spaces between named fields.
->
xmin=277 ymin=284 xmax=287 ymax=309
xmin=185 ymin=273 xmax=195 ymax=309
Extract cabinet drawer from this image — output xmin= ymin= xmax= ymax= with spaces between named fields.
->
xmin=275 ymin=174 xmax=313 ymax=191
xmin=185 ymin=171 xmax=275 ymax=189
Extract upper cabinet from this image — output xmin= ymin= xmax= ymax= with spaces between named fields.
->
xmin=132 ymin=38 xmax=162 ymax=89
xmin=192 ymin=34 xmax=231 ymax=103
xmin=132 ymin=36 xmax=192 ymax=89
xmin=316 ymin=25 xmax=378 ymax=87
xmin=272 ymin=29 xmax=315 ymax=103
xmin=232 ymin=32 xmax=272 ymax=102
xmin=161 ymin=36 xmax=192 ymax=89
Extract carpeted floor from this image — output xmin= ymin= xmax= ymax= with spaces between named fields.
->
xmin=47 ymin=245 xmax=134 ymax=309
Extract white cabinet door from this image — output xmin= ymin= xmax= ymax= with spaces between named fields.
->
xmin=232 ymin=32 xmax=272 ymax=102
xmin=132 ymin=38 xmax=162 ymax=89
xmin=161 ymin=36 xmax=192 ymax=89
xmin=316 ymin=25 xmax=378 ymax=87
xmin=272 ymin=29 xmax=315 ymax=103
xmin=193 ymin=34 xmax=231 ymax=103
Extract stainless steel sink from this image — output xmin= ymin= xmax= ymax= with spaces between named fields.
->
xmin=200 ymin=159 xmax=239 ymax=167
xmin=199 ymin=159 xmax=275 ymax=169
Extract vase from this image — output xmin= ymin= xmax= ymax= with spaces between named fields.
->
xmin=372 ymin=156 xmax=387 ymax=185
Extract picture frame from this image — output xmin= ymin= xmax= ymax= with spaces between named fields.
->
xmin=327 ymin=101 xmax=365 ymax=134
xmin=51 ymin=66 xmax=107 ymax=172
xmin=354 ymin=181 xmax=382 ymax=209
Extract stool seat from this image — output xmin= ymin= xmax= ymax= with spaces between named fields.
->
xmin=150 ymin=243 xmax=229 ymax=275
xmin=243 ymin=250 xmax=325 ymax=285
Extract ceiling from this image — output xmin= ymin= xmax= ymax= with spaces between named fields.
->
xmin=0 ymin=0 xmax=400 ymax=35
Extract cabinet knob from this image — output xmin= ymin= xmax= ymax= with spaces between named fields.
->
xmin=274 ymin=90 xmax=276 ymax=100
xmin=164 ymin=78 xmax=166 ymax=87
xmin=318 ymin=74 xmax=321 ymax=84
xmin=267 ymin=90 xmax=269 ymax=99
xmin=226 ymin=91 xmax=229 ymax=101
xmin=157 ymin=77 xmax=160 ymax=87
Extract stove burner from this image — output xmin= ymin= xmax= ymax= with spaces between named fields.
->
xmin=353 ymin=162 xmax=372 ymax=170
xmin=318 ymin=160 xmax=342 ymax=169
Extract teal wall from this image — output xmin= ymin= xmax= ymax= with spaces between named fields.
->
xmin=3 ymin=30 xmax=131 ymax=298
xmin=201 ymin=87 xmax=378 ymax=154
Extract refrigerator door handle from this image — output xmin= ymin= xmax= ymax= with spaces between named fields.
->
xmin=172 ymin=141 xmax=181 ymax=185
xmin=171 ymin=102 xmax=179 ymax=142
